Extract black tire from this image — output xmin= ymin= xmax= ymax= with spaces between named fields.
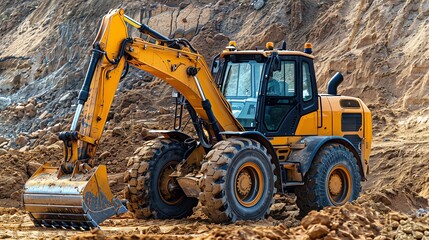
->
xmin=199 ymin=138 xmax=276 ymax=223
xmin=124 ymin=138 xmax=198 ymax=219
xmin=295 ymin=143 xmax=361 ymax=216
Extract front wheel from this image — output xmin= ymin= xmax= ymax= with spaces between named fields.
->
xmin=199 ymin=138 xmax=276 ymax=223
xmin=124 ymin=138 xmax=198 ymax=219
xmin=295 ymin=143 xmax=362 ymax=216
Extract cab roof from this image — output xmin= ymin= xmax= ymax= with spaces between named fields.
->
xmin=220 ymin=50 xmax=315 ymax=59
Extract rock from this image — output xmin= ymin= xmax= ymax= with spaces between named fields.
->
xmin=253 ymin=0 xmax=265 ymax=10
xmin=0 ymin=149 xmax=7 ymax=156
xmin=391 ymin=220 xmax=400 ymax=229
xmin=31 ymin=129 xmax=47 ymax=139
xmin=19 ymin=145 xmax=29 ymax=152
xmin=413 ymin=223 xmax=428 ymax=232
xmin=15 ymin=135 xmax=28 ymax=147
xmin=46 ymin=143 xmax=62 ymax=150
xmin=301 ymin=212 xmax=331 ymax=229
xmin=390 ymin=212 xmax=407 ymax=221
xmin=307 ymin=224 xmax=329 ymax=239
xmin=59 ymin=92 xmax=73 ymax=102
xmin=39 ymin=110 xmax=49 ymax=120
xmin=402 ymin=225 xmax=413 ymax=234
xmin=141 ymin=127 xmax=150 ymax=137
xmin=141 ymin=127 xmax=157 ymax=139
xmin=374 ymin=236 xmax=388 ymax=240
xmin=337 ymin=229 xmax=354 ymax=239
xmin=330 ymin=221 xmax=340 ymax=230
xmin=34 ymin=145 xmax=47 ymax=152
xmin=51 ymin=123 xmax=62 ymax=132
xmin=25 ymin=103 xmax=37 ymax=117
xmin=99 ymin=151 xmax=111 ymax=160
xmin=48 ymin=135 xmax=58 ymax=145
xmin=413 ymin=231 xmax=424 ymax=239
xmin=27 ymin=161 xmax=42 ymax=175
xmin=112 ymin=127 xmax=125 ymax=137
xmin=15 ymin=105 xmax=25 ymax=118
xmin=0 ymin=137 xmax=7 ymax=145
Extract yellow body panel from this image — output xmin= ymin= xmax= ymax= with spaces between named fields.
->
xmin=317 ymin=96 xmax=333 ymax=136
xmin=328 ymin=96 xmax=364 ymax=138
xmin=295 ymin=112 xmax=318 ymax=136
xmin=270 ymin=136 xmax=303 ymax=146
xmin=320 ymin=95 xmax=372 ymax=173
xmin=269 ymin=95 xmax=372 ymax=176
xmin=361 ymin=100 xmax=372 ymax=163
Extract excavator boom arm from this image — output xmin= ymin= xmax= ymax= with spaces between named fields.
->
xmin=80 ymin=9 xmax=242 ymax=161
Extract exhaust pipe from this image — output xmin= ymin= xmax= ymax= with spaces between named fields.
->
xmin=327 ymin=72 xmax=343 ymax=95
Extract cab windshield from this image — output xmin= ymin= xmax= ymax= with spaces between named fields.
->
xmin=222 ymin=60 xmax=264 ymax=128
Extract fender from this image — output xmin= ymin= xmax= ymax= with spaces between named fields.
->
xmin=149 ymin=130 xmax=193 ymax=142
xmin=220 ymin=131 xmax=282 ymax=192
xmin=288 ymin=136 xmax=366 ymax=180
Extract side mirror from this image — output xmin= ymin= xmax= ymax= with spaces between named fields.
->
xmin=211 ymin=59 xmax=220 ymax=74
xmin=211 ymin=53 xmax=221 ymax=74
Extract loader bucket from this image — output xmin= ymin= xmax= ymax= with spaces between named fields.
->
xmin=23 ymin=163 xmax=127 ymax=230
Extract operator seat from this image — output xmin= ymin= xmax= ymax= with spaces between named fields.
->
xmin=265 ymin=79 xmax=289 ymax=130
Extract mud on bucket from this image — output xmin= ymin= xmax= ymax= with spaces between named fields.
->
xmin=22 ymin=164 xmax=127 ymax=230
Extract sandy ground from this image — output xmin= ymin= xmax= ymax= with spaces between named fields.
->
xmin=0 ymin=0 xmax=429 ymax=239
xmin=0 ymin=123 xmax=428 ymax=239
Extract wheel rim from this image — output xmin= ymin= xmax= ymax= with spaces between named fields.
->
xmin=158 ymin=161 xmax=184 ymax=205
xmin=234 ymin=162 xmax=264 ymax=207
xmin=327 ymin=165 xmax=352 ymax=205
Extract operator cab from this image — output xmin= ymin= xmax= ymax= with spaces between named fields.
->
xmin=213 ymin=42 xmax=318 ymax=136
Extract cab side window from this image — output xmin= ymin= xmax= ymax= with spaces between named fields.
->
xmin=224 ymin=63 xmax=252 ymax=97
xmin=267 ymin=61 xmax=295 ymax=96
xmin=302 ymin=62 xmax=313 ymax=102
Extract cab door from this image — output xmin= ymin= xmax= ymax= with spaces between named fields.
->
xmin=257 ymin=56 xmax=318 ymax=137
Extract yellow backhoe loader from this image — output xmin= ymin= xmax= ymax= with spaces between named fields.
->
xmin=23 ymin=8 xmax=372 ymax=229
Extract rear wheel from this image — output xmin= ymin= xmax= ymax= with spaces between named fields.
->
xmin=295 ymin=143 xmax=361 ymax=216
xmin=199 ymin=138 xmax=276 ymax=223
xmin=124 ymin=138 xmax=198 ymax=219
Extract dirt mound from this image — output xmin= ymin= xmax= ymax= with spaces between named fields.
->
xmin=0 ymin=145 xmax=62 ymax=206
xmin=0 ymin=0 xmax=429 ymax=239
xmin=64 ymin=200 xmax=429 ymax=239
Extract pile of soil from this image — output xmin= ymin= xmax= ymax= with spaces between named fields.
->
xmin=0 ymin=197 xmax=426 ymax=239
xmin=0 ymin=0 xmax=428 ymax=239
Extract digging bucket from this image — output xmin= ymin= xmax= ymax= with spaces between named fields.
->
xmin=23 ymin=163 xmax=127 ymax=230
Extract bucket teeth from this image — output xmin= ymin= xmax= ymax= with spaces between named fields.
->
xmin=35 ymin=219 xmax=96 ymax=230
